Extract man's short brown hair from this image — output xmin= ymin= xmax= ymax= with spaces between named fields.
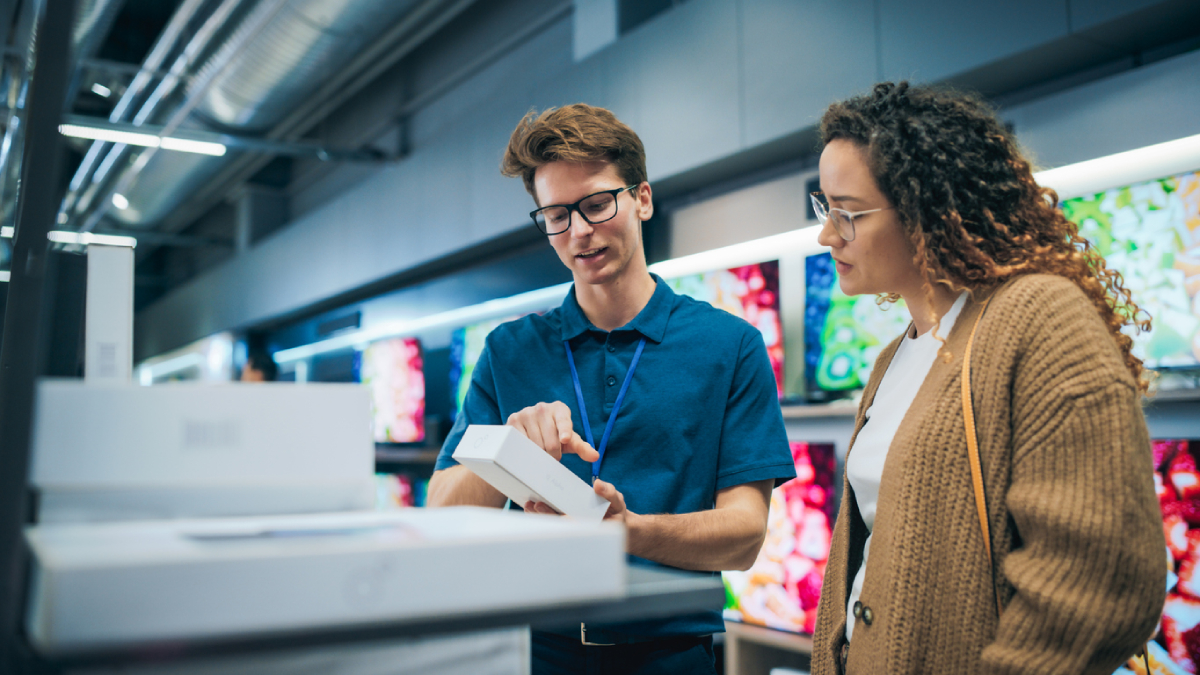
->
xmin=500 ymin=104 xmax=647 ymax=202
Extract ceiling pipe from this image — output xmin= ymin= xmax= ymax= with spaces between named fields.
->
xmin=64 ymin=0 xmax=471 ymax=239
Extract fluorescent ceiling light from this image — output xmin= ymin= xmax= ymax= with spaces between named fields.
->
xmin=1034 ymin=132 xmax=1200 ymax=201
xmin=90 ymin=83 xmax=112 ymax=98
xmin=59 ymin=123 xmax=159 ymax=148
xmin=1 ymin=226 xmax=12 ymax=238
xmin=275 ymin=225 xmax=828 ymax=364
xmin=0 ymin=271 xmax=9 ymax=282
xmin=58 ymin=124 xmax=227 ymax=157
xmin=160 ymin=136 xmax=226 ymax=156
xmin=47 ymin=231 xmax=137 ymax=248
xmin=111 ymin=193 xmax=129 ymax=210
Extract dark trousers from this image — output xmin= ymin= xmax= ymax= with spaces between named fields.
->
xmin=531 ymin=631 xmax=717 ymax=675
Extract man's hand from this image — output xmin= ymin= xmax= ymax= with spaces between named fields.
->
xmin=506 ymin=401 xmax=599 ymax=462
xmin=525 ymin=478 xmax=630 ymax=522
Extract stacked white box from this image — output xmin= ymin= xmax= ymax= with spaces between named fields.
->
xmin=30 ymin=381 xmax=375 ymax=522
xmin=453 ymin=425 xmax=612 ymax=522
xmin=24 ymin=508 xmax=626 ymax=654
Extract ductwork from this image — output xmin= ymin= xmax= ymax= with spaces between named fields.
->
xmin=0 ymin=0 xmax=123 ymax=228
xmin=64 ymin=0 xmax=441 ymax=231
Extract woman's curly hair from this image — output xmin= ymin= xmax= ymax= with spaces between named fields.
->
xmin=819 ymin=81 xmax=1150 ymax=389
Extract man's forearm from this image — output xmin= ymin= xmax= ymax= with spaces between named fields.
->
xmin=626 ymin=500 xmax=768 ymax=572
xmin=426 ymin=465 xmax=507 ymax=508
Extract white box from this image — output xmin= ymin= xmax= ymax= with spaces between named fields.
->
xmin=24 ymin=508 xmax=626 ymax=653
xmin=453 ymin=425 xmax=611 ymax=522
xmin=85 ymin=245 xmax=134 ymax=383
xmin=31 ymin=380 xmax=375 ymax=523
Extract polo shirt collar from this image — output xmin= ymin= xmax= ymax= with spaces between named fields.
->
xmin=559 ymin=274 xmax=675 ymax=344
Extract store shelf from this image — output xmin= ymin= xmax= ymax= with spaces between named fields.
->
xmin=375 ymin=448 xmax=440 ymax=465
xmin=780 ymin=402 xmax=858 ymax=419
xmin=724 ymin=621 xmax=813 ymax=675
xmin=1147 ymin=388 xmax=1200 ymax=403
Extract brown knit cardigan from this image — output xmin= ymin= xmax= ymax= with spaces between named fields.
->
xmin=812 ymin=274 xmax=1166 ymax=675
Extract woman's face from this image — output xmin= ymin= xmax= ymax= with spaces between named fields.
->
xmin=816 ymin=139 xmax=923 ymax=298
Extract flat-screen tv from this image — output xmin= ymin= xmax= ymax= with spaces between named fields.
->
xmin=356 ymin=337 xmax=425 ymax=443
xmin=723 ymin=441 xmax=836 ymax=635
xmin=1152 ymin=438 xmax=1200 ymax=672
xmin=667 ymin=261 xmax=784 ymax=398
xmin=449 ymin=314 xmax=525 ymax=418
xmin=1061 ymin=169 xmax=1200 ymax=371
xmin=805 ymin=252 xmax=910 ymax=398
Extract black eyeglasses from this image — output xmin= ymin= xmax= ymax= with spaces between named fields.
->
xmin=530 ymin=185 xmax=639 ymax=235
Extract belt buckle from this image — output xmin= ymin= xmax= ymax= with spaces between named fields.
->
xmin=580 ymin=623 xmax=615 ymax=646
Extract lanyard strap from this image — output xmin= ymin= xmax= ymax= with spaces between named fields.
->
xmin=564 ymin=337 xmax=647 ymax=480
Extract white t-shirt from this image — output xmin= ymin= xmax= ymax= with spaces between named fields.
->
xmin=844 ymin=292 xmax=968 ymax=641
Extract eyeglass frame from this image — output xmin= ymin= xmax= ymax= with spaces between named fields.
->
xmin=530 ymin=184 xmax=640 ymax=235
xmin=810 ymin=191 xmax=893 ymax=242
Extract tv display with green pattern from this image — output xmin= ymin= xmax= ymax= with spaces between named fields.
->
xmin=804 ymin=251 xmax=910 ymax=398
xmin=1061 ymin=169 xmax=1200 ymax=370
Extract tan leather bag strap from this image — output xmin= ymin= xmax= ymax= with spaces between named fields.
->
xmin=961 ymin=296 xmax=1003 ymax=618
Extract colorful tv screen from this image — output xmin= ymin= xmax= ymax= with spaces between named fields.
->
xmin=1149 ymin=439 xmax=1200 ymax=672
xmin=1062 ymin=170 xmax=1200 ymax=370
xmin=805 ymin=252 xmax=910 ymax=395
xmin=723 ymin=441 xmax=836 ymax=635
xmin=667 ymin=261 xmax=784 ymax=398
xmin=449 ymin=314 xmax=525 ymax=417
xmin=357 ymin=337 xmax=425 ymax=443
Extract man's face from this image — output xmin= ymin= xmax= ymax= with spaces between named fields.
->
xmin=532 ymin=160 xmax=653 ymax=288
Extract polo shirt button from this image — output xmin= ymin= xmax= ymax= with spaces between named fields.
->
xmin=606 ymin=376 xmax=617 ymax=386
xmin=861 ymin=606 xmax=874 ymax=626
xmin=607 ymin=344 xmax=616 ymax=352
xmin=852 ymin=601 xmax=863 ymax=619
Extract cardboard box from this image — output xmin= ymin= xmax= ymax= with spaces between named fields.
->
xmin=453 ymin=425 xmax=611 ymax=522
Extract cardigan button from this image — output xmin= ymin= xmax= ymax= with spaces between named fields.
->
xmin=852 ymin=601 xmax=863 ymax=619
xmin=861 ymin=606 xmax=875 ymax=626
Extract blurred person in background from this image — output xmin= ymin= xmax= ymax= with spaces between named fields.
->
xmin=808 ymin=82 xmax=1164 ymax=674
xmin=240 ymin=351 xmax=278 ymax=382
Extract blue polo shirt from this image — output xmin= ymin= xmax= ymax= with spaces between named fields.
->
xmin=436 ymin=274 xmax=795 ymax=637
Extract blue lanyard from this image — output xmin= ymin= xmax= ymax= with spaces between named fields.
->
xmin=564 ymin=337 xmax=647 ymax=481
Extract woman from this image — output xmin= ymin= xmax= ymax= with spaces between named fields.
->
xmin=810 ymin=82 xmax=1165 ymax=674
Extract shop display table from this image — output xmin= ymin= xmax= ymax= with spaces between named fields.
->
xmin=24 ymin=509 xmax=723 ymax=671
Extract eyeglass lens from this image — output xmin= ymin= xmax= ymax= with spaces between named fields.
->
xmin=535 ymin=191 xmax=620 ymax=234
xmin=810 ymin=194 xmax=854 ymax=241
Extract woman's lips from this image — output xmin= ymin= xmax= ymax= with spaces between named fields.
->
xmin=835 ymin=259 xmax=853 ymax=274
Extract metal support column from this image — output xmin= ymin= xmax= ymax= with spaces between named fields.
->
xmin=0 ymin=0 xmax=78 ymax=670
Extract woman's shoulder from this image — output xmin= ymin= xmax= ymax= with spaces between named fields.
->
xmin=984 ymin=273 xmax=1134 ymax=389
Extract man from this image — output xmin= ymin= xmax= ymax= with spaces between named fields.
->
xmin=240 ymin=351 xmax=278 ymax=382
xmin=427 ymin=104 xmax=794 ymax=674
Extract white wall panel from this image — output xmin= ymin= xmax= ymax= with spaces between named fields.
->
xmin=1069 ymin=0 xmax=1168 ymax=32
xmin=879 ymin=0 xmax=1069 ymax=84
xmin=1005 ymin=49 xmax=1200 ymax=170
xmin=741 ymin=0 xmax=877 ymax=148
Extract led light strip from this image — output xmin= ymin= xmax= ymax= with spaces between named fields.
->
xmin=1033 ymin=132 xmax=1200 ymax=201
xmin=268 ymin=133 xmax=1200 ymax=366
xmin=47 ymin=231 xmax=137 ymax=248
xmin=58 ymin=123 xmax=226 ymax=157
xmin=274 ymin=226 xmax=826 ymax=364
